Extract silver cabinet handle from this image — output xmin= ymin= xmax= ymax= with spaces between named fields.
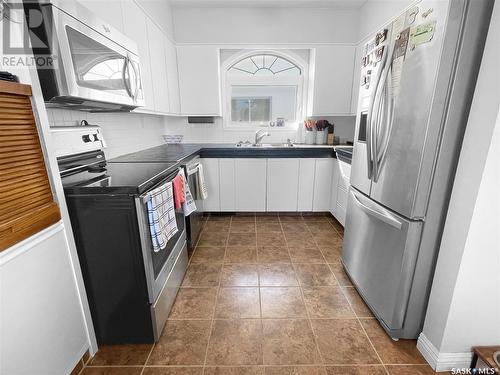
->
xmin=351 ymin=190 xmax=402 ymax=229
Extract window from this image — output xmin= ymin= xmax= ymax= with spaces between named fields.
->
xmin=223 ymin=52 xmax=305 ymax=129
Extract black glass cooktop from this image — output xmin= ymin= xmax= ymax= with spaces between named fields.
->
xmin=61 ymin=161 xmax=179 ymax=195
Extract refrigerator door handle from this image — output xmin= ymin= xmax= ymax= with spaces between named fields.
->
xmin=372 ymin=42 xmax=394 ymax=181
xmin=366 ymin=47 xmax=387 ymax=179
xmin=351 ymin=190 xmax=402 ymax=230
xmin=374 ymin=43 xmax=396 ymax=182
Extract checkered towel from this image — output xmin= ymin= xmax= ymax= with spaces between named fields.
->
xmin=146 ymin=181 xmax=178 ymax=252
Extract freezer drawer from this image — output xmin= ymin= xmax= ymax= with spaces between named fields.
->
xmin=342 ymin=188 xmax=422 ymax=333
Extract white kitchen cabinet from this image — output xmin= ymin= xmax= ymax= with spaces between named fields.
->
xmin=219 ymin=159 xmax=236 ymax=211
xmin=350 ymin=43 xmax=364 ymax=114
xmin=177 ymin=45 xmax=221 ymax=116
xmin=147 ymin=20 xmax=170 ymax=113
xmin=330 ymin=159 xmax=340 ymax=215
xmin=297 ymin=159 xmax=316 ymax=211
xmin=313 ymin=158 xmax=335 ymax=211
xmin=234 ymin=159 xmax=266 ymax=212
xmin=201 ymin=159 xmax=220 ymax=211
xmin=310 ymin=45 xmax=356 ymax=116
xmin=335 ymin=159 xmax=351 ymax=226
xmin=79 ymin=0 xmax=124 ymax=32
xmin=267 ymin=159 xmax=299 ymax=211
xmin=121 ymin=1 xmax=155 ymax=112
xmin=165 ymin=38 xmax=181 ymax=114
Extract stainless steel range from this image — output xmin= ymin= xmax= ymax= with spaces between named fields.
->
xmin=52 ymin=126 xmax=187 ymax=344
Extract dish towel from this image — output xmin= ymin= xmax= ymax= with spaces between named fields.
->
xmin=196 ymin=163 xmax=208 ymax=200
xmin=179 ymin=169 xmax=197 ymax=216
xmin=172 ymin=173 xmax=186 ymax=209
xmin=147 ymin=181 xmax=178 ymax=252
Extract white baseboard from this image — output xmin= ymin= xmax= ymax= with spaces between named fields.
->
xmin=417 ymin=333 xmax=473 ymax=372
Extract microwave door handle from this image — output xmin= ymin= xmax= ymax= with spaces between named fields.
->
xmin=132 ymin=61 xmax=140 ymax=101
xmin=128 ymin=59 xmax=139 ymax=101
xmin=122 ymin=56 xmax=133 ymax=99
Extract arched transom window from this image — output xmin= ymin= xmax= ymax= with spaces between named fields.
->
xmin=229 ymin=54 xmax=301 ymax=76
xmin=223 ymin=51 xmax=305 ymax=128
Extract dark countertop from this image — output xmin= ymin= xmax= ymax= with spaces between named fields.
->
xmin=109 ymin=143 xmax=337 ymax=164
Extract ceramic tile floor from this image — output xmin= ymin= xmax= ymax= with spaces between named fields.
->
xmin=77 ymin=214 xmax=441 ymax=375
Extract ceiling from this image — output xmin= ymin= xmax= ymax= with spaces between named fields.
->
xmin=170 ymin=0 xmax=368 ymax=9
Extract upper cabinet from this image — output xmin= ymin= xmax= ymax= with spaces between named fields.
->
xmin=310 ymin=45 xmax=356 ymax=116
xmin=121 ymin=1 xmax=155 ymax=112
xmin=177 ymin=46 xmax=222 ymax=116
xmin=147 ymin=20 xmax=170 ymax=113
xmin=78 ymin=0 xmax=124 ymax=32
xmin=165 ymin=38 xmax=181 ymax=115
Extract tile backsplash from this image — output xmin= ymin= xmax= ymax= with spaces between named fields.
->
xmin=47 ymin=109 xmax=356 ymax=159
xmin=162 ymin=116 xmax=356 ymax=144
xmin=48 ymin=109 xmax=166 ymax=159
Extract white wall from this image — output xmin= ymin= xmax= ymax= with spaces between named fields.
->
xmin=358 ymin=0 xmax=416 ymax=41
xmin=172 ymin=7 xmax=360 ymax=44
xmin=48 ymin=109 xmax=166 ymax=159
xmin=418 ymin=0 xmax=500 ymax=370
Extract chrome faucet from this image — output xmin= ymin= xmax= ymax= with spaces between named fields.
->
xmin=254 ymin=129 xmax=270 ymax=145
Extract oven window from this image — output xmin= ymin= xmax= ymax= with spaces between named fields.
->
xmin=65 ymin=26 xmax=130 ymax=96
xmin=151 ymin=210 xmax=185 ymax=279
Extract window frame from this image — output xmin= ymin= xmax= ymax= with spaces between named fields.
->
xmin=221 ymin=50 xmax=307 ymax=131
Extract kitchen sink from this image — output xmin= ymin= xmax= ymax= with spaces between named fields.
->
xmin=235 ymin=142 xmax=293 ymax=148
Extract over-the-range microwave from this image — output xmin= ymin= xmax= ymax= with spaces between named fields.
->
xmin=27 ymin=0 xmax=145 ymax=112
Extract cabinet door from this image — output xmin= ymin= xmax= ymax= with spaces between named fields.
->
xmin=267 ymin=159 xmax=299 ymax=212
xmin=121 ymin=1 xmax=155 ymax=111
xmin=297 ymin=159 xmax=315 ymax=211
xmin=79 ymin=0 xmax=124 ymax=32
xmin=311 ymin=45 xmax=356 ymax=116
xmin=147 ymin=20 xmax=169 ymax=113
xmin=219 ymin=159 xmax=236 ymax=211
xmin=312 ymin=159 xmax=335 ymax=212
xmin=177 ymin=46 xmax=221 ymax=116
xmin=235 ymin=159 xmax=266 ymax=212
xmin=165 ymin=38 xmax=181 ymax=114
xmin=330 ymin=159 xmax=340 ymax=216
xmin=201 ymin=159 xmax=220 ymax=211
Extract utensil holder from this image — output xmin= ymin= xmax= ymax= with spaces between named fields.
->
xmin=315 ymin=130 xmax=327 ymax=145
xmin=304 ymin=130 xmax=315 ymax=145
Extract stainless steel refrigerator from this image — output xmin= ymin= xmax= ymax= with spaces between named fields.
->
xmin=343 ymin=0 xmax=494 ymax=339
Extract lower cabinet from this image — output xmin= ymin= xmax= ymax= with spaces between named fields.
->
xmin=330 ymin=158 xmax=350 ymax=226
xmin=220 ymin=159 xmax=236 ymax=211
xmin=267 ymin=159 xmax=300 ymax=211
xmin=201 ymin=158 xmax=220 ymax=211
xmin=201 ymin=158 xmax=335 ymax=212
xmin=235 ymin=159 xmax=267 ymax=212
xmin=313 ymin=159 xmax=335 ymax=211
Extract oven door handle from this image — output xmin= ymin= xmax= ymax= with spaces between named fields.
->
xmin=187 ymin=163 xmax=200 ymax=176
xmin=140 ymin=167 xmax=181 ymax=203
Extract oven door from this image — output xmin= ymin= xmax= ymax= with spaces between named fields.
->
xmin=185 ymin=158 xmax=205 ymax=249
xmin=41 ymin=4 xmax=144 ymax=108
xmin=135 ymin=186 xmax=188 ymax=341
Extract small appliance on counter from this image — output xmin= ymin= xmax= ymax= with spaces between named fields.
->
xmin=52 ymin=126 xmax=187 ymax=344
